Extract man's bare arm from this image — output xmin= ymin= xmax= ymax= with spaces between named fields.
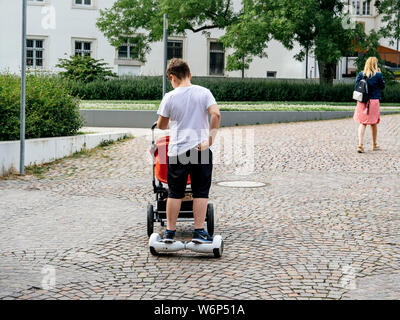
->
xmin=157 ymin=115 xmax=170 ymax=130
xmin=197 ymin=104 xmax=221 ymax=150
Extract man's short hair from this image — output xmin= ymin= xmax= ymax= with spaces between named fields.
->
xmin=166 ymin=58 xmax=191 ymax=80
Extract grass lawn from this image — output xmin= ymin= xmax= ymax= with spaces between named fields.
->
xmin=80 ymin=100 xmax=400 ymax=112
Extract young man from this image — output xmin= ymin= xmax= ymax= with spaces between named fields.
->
xmin=157 ymin=58 xmax=221 ymax=244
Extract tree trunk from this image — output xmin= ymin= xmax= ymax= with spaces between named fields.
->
xmin=318 ymin=61 xmax=337 ymax=85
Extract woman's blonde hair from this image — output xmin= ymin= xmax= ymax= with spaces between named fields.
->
xmin=363 ymin=57 xmax=379 ymax=78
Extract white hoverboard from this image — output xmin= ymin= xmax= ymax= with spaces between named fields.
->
xmin=149 ymin=233 xmax=223 ymax=258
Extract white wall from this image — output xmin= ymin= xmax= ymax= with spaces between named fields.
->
xmin=0 ymin=131 xmax=129 ymax=176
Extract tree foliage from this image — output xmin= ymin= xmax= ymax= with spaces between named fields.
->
xmin=96 ymin=0 xmax=239 ymax=62
xmin=221 ymin=0 xmax=272 ymax=76
xmin=96 ymin=0 xmax=363 ymax=83
xmin=243 ymin=0 xmax=361 ymax=84
xmin=375 ymin=0 xmax=400 ymax=49
xmin=354 ymin=29 xmax=395 ymax=83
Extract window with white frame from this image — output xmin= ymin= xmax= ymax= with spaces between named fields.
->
xmin=167 ymin=40 xmax=183 ymax=60
xmin=352 ymin=0 xmax=361 ymax=15
xmin=352 ymin=0 xmax=371 ymax=15
xmin=26 ymin=39 xmax=44 ymax=67
xmin=209 ymin=41 xmax=225 ymax=76
xmin=266 ymin=71 xmax=277 ymax=78
xmin=362 ymin=0 xmax=371 ymax=15
xmin=118 ymin=38 xmax=140 ymax=60
xmin=74 ymin=0 xmax=92 ymax=5
xmin=75 ymin=41 xmax=92 ymax=57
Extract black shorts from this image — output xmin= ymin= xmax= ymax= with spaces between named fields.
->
xmin=167 ymin=148 xmax=213 ymax=199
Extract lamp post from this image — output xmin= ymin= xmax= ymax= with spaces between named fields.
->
xmin=20 ymin=0 xmax=27 ymax=175
xmin=163 ymin=14 xmax=168 ymax=97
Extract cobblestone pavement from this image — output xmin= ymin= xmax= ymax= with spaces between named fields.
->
xmin=0 ymin=115 xmax=399 ymax=300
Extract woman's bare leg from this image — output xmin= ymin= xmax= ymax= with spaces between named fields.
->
xmin=358 ymin=124 xmax=367 ymax=146
xmin=371 ymin=124 xmax=378 ymax=146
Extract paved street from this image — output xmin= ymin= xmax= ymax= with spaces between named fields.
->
xmin=0 ymin=115 xmax=399 ymax=300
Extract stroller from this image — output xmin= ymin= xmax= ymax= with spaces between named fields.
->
xmin=147 ymin=122 xmax=215 ymax=237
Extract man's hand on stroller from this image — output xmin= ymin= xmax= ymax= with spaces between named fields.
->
xmin=196 ymin=127 xmax=219 ymax=151
xmin=196 ymin=137 xmax=212 ymax=151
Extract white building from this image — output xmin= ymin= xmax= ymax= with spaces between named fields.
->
xmin=0 ymin=0 xmax=398 ymax=79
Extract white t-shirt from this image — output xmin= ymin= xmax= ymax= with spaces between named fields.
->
xmin=157 ymin=85 xmax=217 ymax=157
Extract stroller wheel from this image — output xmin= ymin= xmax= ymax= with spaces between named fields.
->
xmin=206 ymin=203 xmax=214 ymax=237
xmin=147 ymin=204 xmax=154 ymax=237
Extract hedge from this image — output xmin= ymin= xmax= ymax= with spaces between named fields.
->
xmin=66 ymin=76 xmax=400 ymax=103
xmin=0 ymin=73 xmax=83 ymax=141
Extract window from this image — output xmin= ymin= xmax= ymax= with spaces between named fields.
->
xmin=266 ymin=71 xmax=277 ymax=78
xmin=118 ymin=38 xmax=140 ymax=60
xmin=74 ymin=0 xmax=91 ymax=5
xmin=362 ymin=0 xmax=371 ymax=15
xmin=75 ymin=41 xmax=92 ymax=57
xmin=352 ymin=0 xmax=360 ymax=15
xmin=26 ymin=39 xmax=44 ymax=67
xmin=167 ymin=40 xmax=183 ymax=60
xmin=209 ymin=41 xmax=225 ymax=76
xmin=28 ymin=0 xmax=44 ymax=2
xmin=352 ymin=0 xmax=370 ymax=15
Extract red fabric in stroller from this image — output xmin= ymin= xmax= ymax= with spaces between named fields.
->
xmin=152 ymin=136 xmax=191 ymax=185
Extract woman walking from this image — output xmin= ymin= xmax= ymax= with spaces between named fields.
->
xmin=354 ymin=57 xmax=385 ymax=153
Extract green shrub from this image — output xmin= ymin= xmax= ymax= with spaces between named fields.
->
xmin=382 ymin=82 xmax=400 ymax=103
xmin=0 ymin=73 xmax=83 ymax=141
xmin=65 ymin=76 xmax=400 ymax=103
xmin=56 ymin=55 xmax=117 ymax=83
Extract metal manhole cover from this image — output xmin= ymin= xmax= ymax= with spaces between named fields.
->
xmin=217 ymin=181 xmax=267 ymax=188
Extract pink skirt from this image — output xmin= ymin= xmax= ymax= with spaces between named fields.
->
xmin=353 ymin=99 xmax=380 ymax=125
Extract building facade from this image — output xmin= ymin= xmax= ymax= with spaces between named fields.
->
xmin=0 ymin=0 xmax=397 ymax=79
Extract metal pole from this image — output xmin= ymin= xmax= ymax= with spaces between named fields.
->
xmin=305 ymin=47 xmax=309 ymax=79
xmin=20 ymin=0 xmax=27 ymax=175
xmin=163 ymin=14 xmax=168 ymax=97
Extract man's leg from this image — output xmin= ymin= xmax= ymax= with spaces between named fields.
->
xmin=166 ymin=198 xmax=182 ymax=231
xmin=166 ymin=154 xmax=189 ymax=234
xmin=190 ymin=149 xmax=213 ymax=240
xmin=193 ymin=198 xmax=208 ymax=229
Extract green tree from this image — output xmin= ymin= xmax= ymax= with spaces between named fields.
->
xmin=375 ymin=0 xmax=400 ymax=52
xmin=56 ymin=55 xmax=117 ymax=83
xmin=96 ymin=0 xmax=239 ymax=63
xmin=270 ymin=0 xmax=360 ymax=84
xmin=221 ymin=0 xmax=272 ymax=77
xmin=354 ymin=29 xmax=395 ymax=82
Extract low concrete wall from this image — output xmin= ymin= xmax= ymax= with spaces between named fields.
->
xmin=80 ymin=109 xmax=400 ymax=128
xmin=0 ymin=132 xmax=129 ymax=176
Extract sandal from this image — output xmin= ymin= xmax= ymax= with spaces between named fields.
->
xmin=357 ymin=145 xmax=365 ymax=153
xmin=372 ymin=144 xmax=381 ymax=151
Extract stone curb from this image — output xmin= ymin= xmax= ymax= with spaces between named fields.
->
xmin=79 ymin=109 xmax=400 ymax=128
